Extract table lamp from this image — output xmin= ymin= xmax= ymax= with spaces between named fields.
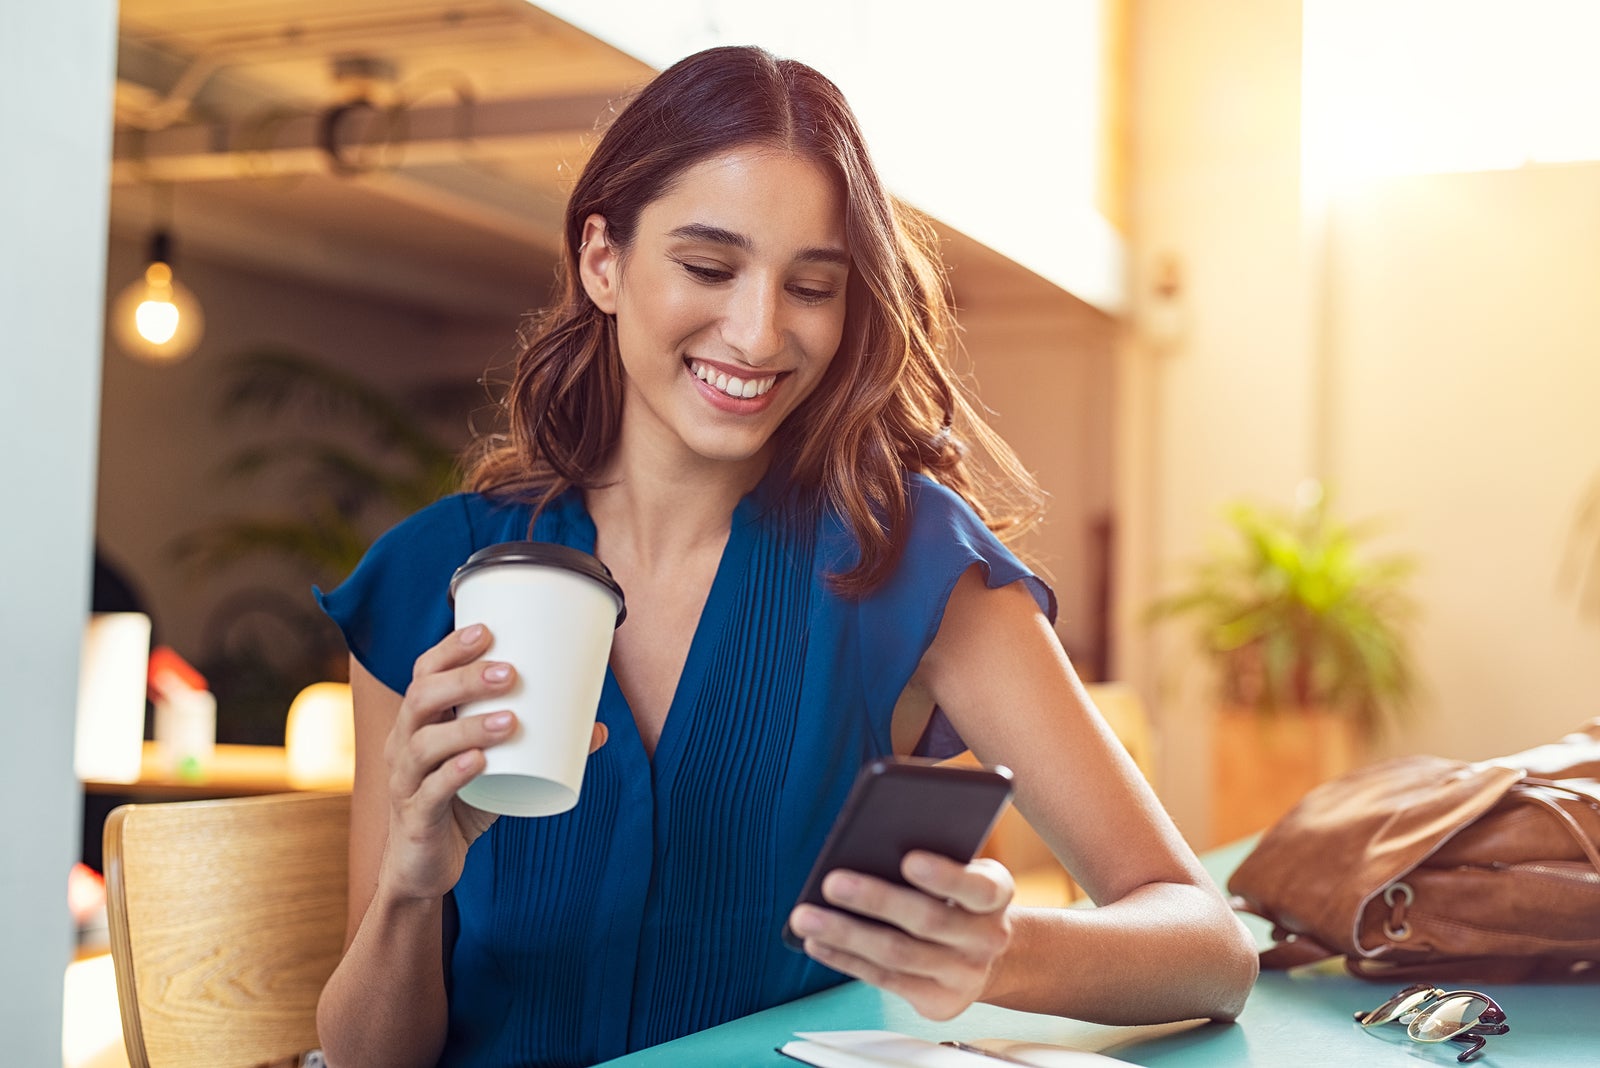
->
xmin=74 ymin=612 xmax=152 ymax=783
xmin=286 ymin=681 xmax=356 ymax=790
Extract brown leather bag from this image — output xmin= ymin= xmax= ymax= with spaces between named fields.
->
xmin=1227 ymin=719 xmax=1600 ymax=982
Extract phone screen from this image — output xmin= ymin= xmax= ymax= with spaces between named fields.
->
xmin=782 ymin=758 xmax=1014 ymax=951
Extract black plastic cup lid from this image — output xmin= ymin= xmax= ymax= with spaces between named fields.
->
xmin=449 ymin=541 xmax=626 ymax=627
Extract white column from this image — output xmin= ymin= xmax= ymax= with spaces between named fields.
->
xmin=0 ymin=1 xmax=118 ymax=1059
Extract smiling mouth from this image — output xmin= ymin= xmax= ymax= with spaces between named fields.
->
xmin=687 ymin=358 xmax=778 ymax=399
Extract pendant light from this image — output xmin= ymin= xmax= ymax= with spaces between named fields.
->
xmin=111 ymin=188 xmax=204 ymax=363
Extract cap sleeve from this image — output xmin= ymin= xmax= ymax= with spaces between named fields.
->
xmin=314 ymin=494 xmax=479 ymax=696
xmin=858 ymin=476 xmax=1057 ymax=759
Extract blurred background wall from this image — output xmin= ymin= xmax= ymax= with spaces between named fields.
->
xmin=1325 ymin=166 xmax=1600 ymax=757
xmin=1117 ymin=0 xmax=1317 ymax=843
xmin=1120 ymin=0 xmax=1600 ymax=843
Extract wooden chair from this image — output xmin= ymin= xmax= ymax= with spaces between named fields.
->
xmin=103 ymin=791 xmax=350 ymax=1068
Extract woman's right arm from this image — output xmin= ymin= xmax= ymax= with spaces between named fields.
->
xmin=315 ymin=624 xmax=520 ymax=1068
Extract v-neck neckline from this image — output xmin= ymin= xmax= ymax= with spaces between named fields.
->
xmin=556 ymin=483 xmax=768 ymax=772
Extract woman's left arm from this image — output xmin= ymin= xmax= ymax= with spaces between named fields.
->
xmin=788 ymin=566 xmax=1259 ymax=1024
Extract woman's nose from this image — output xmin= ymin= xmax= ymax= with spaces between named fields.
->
xmin=722 ymin=283 xmax=784 ymax=365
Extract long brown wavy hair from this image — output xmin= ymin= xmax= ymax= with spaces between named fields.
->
xmin=466 ymin=45 xmax=1044 ymax=595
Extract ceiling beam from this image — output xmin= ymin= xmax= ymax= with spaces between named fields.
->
xmin=113 ymin=6 xmax=560 ymax=130
xmin=349 ymin=167 xmax=564 ymax=254
xmin=110 ymin=89 xmax=617 ymax=185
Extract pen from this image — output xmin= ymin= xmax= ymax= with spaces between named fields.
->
xmin=939 ymin=1040 xmax=1027 ymax=1064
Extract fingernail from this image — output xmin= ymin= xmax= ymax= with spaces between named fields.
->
xmin=905 ymin=854 xmax=936 ymax=881
xmin=483 ymin=662 xmax=511 ymax=683
xmin=461 ymin=624 xmax=485 ymax=645
xmin=485 ymin=711 xmax=513 ymax=731
xmin=826 ymin=872 xmax=860 ymax=897
xmin=791 ymin=908 xmax=822 ymax=935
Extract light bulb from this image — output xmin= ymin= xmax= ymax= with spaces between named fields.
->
xmin=112 ymin=232 xmax=205 ymax=363
xmin=135 ymin=299 xmax=180 ymax=344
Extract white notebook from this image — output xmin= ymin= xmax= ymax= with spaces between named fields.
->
xmin=777 ymin=1030 xmax=1128 ymax=1067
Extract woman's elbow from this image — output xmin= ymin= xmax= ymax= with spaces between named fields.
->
xmin=316 ymin=988 xmax=351 ymax=1068
xmin=1206 ymin=914 xmax=1261 ymax=1022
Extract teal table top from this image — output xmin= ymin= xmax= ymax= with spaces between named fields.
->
xmin=599 ymin=840 xmax=1596 ymax=1066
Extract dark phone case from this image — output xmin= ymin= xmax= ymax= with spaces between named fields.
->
xmin=782 ymin=758 xmax=1014 ymax=951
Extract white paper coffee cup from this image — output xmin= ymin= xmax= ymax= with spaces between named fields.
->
xmin=449 ymin=541 xmax=625 ymax=817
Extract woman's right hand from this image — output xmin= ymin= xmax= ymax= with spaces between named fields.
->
xmin=376 ymin=623 xmax=608 ymax=902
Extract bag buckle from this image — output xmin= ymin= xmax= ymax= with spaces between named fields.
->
xmin=1382 ymin=881 xmax=1415 ymax=940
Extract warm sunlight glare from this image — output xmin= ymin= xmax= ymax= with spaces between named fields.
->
xmin=529 ymin=0 xmax=1120 ymax=309
xmin=1303 ymin=0 xmax=1600 ymax=194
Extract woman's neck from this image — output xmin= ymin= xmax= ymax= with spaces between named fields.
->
xmin=586 ymin=442 xmax=770 ymax=570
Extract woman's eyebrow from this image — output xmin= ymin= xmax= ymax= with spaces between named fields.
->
xmin=667 ymin=222 xmax=848 ymax=267
xmin=668 ymin=222 xmax=750 ymax=251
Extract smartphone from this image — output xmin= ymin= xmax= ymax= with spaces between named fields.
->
xmin=782 ymin=757 xmax=1014 ymax=951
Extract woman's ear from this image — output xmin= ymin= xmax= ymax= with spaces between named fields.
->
xmin=577 ymin=214 xmax=619 ymax=315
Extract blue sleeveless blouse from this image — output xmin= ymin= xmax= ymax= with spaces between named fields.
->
xmin=317 ymin=473 xmax=1054 ymax=1067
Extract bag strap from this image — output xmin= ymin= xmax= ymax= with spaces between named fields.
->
xmin=1257 ymin=927 xmax=1342 ymax=970
xmin=1513 ymin=779 xmax=1600 ymax=874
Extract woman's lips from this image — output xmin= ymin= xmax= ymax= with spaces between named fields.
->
xmin=687 ymin=357 xmax=778 ymax=399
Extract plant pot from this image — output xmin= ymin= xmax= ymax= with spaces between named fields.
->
xmin=1211 ymin=704 xmax=1364 ymax=847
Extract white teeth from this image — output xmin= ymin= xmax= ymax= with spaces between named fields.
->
xmin=689 ymin=360 xmax=776 ymax=399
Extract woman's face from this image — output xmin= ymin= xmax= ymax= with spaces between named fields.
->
xmin=581 ymin=146 xmax=850 ymax=473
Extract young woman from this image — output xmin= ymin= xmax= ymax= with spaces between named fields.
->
xmin=315 ymin=44 xmax=1257 ymax=1068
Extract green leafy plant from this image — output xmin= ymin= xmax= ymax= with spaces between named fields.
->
xmin=169 ymin=346 xmax=481 ymax=738
xmin=173 ymin=346 xmax=470 ymax=583
xmin=1147 ymin=483 xmax=1419 ymax=736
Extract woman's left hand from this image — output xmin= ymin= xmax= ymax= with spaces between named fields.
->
xmin=787 ymin=850 xmax=1015 ymax=1021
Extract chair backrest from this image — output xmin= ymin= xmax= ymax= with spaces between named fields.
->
xmin=103 ymin=791 xmax=350 ymax=1068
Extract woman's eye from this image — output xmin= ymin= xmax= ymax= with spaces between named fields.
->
xmin=788 ymin=284 xmax=839 ymax=305
xmin=679 ymin=261 xmax=732 ymax=284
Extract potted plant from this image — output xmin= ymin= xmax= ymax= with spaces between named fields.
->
xmin=1147 ymin=481 xmax=1419 ymax=842
xmin=171 ymin=346 xmax=472 ymax=741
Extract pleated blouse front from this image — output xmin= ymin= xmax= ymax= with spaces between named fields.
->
xmin=317 ymin=473 xmax=1054 ymax=1067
